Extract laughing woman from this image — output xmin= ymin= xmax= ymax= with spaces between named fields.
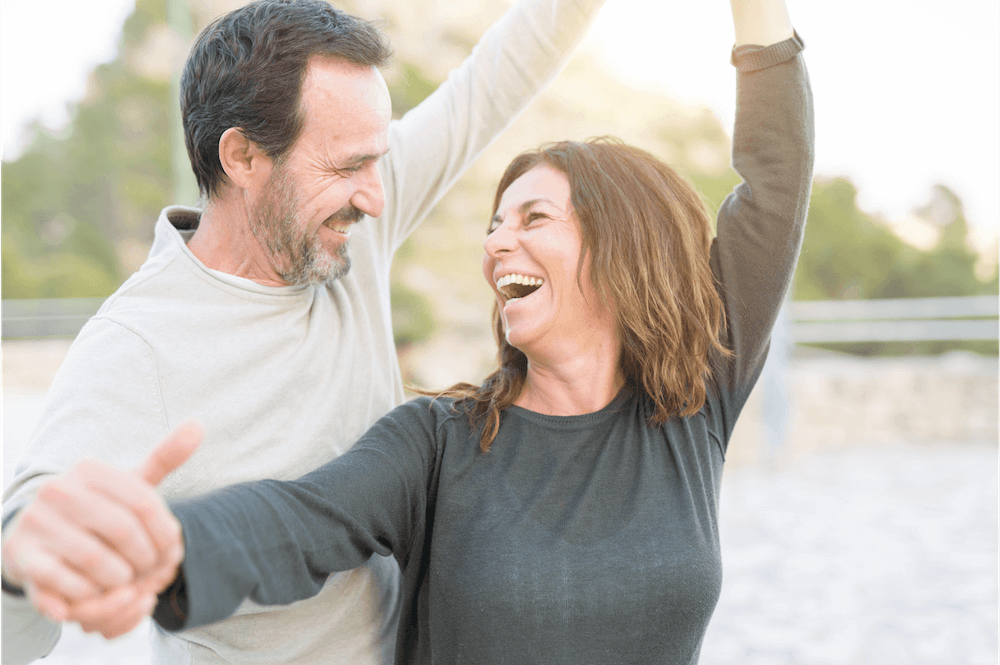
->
xmin=154 ymin=2 xmax=812 ymax=663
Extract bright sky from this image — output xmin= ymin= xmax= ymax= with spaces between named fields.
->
xmin=586 ymin=0 xmax=1000 ymax=251
xmin=2 ymin=0 xmax=998 ymax=251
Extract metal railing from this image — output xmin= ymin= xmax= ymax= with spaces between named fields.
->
xmin=2 ymin=295 xmax=998 ymax=341
xmin=2 ymin=298 xmax=107 ymax=339
xmin=789 ymin=295 xmax=998 ymax=344
xmin=756 ymin=294 xmax=998 ymax=457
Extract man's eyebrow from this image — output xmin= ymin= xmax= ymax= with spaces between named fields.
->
xmin=344 ymin=147 xmax=390 ymax=165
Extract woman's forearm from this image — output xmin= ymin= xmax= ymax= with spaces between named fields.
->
xmin=730 ymin=0 xmax=794 ymax=46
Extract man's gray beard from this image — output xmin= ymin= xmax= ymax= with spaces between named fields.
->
xmin=249 ymin=168 xmax=351 ymax=287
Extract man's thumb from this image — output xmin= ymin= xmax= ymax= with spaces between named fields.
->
xmin=137 ymin=420 xmax=204 ymax=486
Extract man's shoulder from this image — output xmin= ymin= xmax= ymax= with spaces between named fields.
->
xmin=95 ymin=206 xmax=264 ymax=329
xmin=99 ymin=208 xmax=196 ymax=306
xmin=95 ymin=254 xmax=195 ymax=327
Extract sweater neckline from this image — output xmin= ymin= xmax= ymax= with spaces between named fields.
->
xmin=505 ymin=384 xmax=635 ymax=429
xmin=161 ymin=207 xmax=314 ymax=298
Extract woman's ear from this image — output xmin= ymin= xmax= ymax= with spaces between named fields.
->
xmin=218 ymin=128 xmax=271 ymax=191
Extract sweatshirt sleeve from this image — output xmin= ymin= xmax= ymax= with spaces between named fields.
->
xmin=158 ymin=398 xmax=445 ymax=632
xmin=373 ymin=0 xmax=606 ymax=257
xmin=710 ymin=32 xmax=814 ymax=419
xmin=1 ymin=319 xmax=169 ymax=664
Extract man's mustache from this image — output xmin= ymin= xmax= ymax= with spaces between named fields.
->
xmin=326 ymin=205 xmax=365 ymax=225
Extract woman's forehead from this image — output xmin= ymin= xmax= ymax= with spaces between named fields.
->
xmin=497 ymin=164 xmax=570 ymax=212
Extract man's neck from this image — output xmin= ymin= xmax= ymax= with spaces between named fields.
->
xmin=186 ymin=196 xmax=289 ymax=287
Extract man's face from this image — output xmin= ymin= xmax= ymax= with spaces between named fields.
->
xmin=248 ymin=159 xmax=357 ymax=284
xmin=250 ymin=56 xmax=391 ymax=286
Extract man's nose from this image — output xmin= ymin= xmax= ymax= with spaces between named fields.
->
xmin=351 ymin=163 xmax=385 ymax=219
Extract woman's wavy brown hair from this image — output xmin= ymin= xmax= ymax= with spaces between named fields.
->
xmin=437 ymin=138 xmax=731 ymax=452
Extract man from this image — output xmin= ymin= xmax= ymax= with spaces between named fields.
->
xmin=0 ymin=0 xmax=605 ymax=662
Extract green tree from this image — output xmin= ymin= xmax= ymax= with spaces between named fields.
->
xmin=791 ymin=179 xmax=997 ymax=355
xmin=1 ymin=0 xmax=172 ymax=300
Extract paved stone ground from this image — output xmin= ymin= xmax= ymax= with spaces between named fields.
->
xmin=701 ymin=441 xmax=998 ymax=665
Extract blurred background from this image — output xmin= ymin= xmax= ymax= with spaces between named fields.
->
xmin=1 ymin=0 xmax=997 ymax=663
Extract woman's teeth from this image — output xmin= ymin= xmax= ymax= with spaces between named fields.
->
xmin=496 ymin=274 xmax=544 ymax=300
xmin=496 ymin=274 xmax=542 ymax=289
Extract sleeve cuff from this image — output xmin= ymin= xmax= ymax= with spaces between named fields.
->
xmin=731 ymin=30 xmax=805 ymax=72
xmin=153 ymin=566 xmax=189 ymax=632
xmin=1 ymin=510 xmax=26 ymax=598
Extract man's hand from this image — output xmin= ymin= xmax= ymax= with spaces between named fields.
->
xmin=1 ymin=421 xmax=203 ymax=637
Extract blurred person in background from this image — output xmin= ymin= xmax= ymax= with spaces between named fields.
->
xmin=0 ymin=0 xmax=608 ymax=663
xmin=5 ymin=0 xmax=813 ymax=662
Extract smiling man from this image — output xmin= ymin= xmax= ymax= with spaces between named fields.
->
xmin=186 ymin=57 xmax=393 ymax=287
xmin=0 ymin=0 xmax=605 ymax=663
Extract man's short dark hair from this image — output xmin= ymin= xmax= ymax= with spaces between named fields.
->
xmin=182 ymin=0 xmax=393 ymax=199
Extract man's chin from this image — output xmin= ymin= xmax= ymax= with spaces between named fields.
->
xmin=297 ymin=249 xmax=351 ymax=286
xmin=317 ymin=257 xmax=351 ymax=285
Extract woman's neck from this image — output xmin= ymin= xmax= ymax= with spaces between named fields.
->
xmin=515 ymin=350 xmax=624 ymax=417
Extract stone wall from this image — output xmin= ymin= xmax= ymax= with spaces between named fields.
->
xmin=4 ymin=340 xmax=996 ymax=472
xmin=728 ymin=351 xmax=998 ymax=467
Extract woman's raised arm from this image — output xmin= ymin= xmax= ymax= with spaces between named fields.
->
xmin=731 ymin=0 xmax=794 ymax=46
xmin=710 ymin=0 xmax=813 ymax=419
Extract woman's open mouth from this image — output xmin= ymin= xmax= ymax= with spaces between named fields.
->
xmin=496 ymin=273 xmax=544 ymax=304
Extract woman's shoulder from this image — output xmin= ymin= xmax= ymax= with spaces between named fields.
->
xmin=388 ymin=395 xmax=475 ymax=433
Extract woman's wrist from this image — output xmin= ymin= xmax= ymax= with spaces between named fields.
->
xmin=731 ymin=0 xmax=794 ymax=47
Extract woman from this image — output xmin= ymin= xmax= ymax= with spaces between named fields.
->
xmin=155 ymin=6 xmax=813 ymax=663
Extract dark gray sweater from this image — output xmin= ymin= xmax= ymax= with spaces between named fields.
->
xmin=161 ymin=34 xmax=813 ymax=665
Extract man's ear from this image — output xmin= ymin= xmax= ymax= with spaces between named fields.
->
xmin=218 ymin=128 xmax=271 ymax=190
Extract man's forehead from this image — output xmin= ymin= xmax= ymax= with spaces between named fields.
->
xmin=301 ymin=56 xmax=390 ymax=110
xmin=295 ymin=57 xmax=391 ymax=160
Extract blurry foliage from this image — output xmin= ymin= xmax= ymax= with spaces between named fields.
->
xmin=386 ymin=63 xmax=438 ymax=119
xmin=1 ymin=0 xmax=995 ymax=358
xmin=391 ymin=282 xmax=436 ymax=349
xmin=793 ymin=179 xmax=997 ymax=301
xmin=2 ymin=0 xmax=171 ymax=300
xmin=692 ymin=175 xmax=998 ymax=355
xmin=692 ymin=174 xmax=998 ymax=300
xmin=789 ymin=180 xmax=998 ymax=356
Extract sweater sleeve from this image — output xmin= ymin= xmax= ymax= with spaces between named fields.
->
xmin=159 ymin=398 xmax=445 ymax=632
xmin=1 ymin=319 xmax=169 ymax=665
xmin=372 ymin=0 xmax=606 ymax=258
xmin=710 ymin=32 xmax=814 ymax=429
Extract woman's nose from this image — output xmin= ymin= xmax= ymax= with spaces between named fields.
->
xmin=484 ymin=219 xmax=515 ymax=257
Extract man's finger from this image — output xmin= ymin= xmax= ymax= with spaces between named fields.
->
xmin=34 ymin=480 xmax=160 ymax=579
xmin=28 ymin=584 xmax=72 ymax=623
xmin=7 ymin=505 xmax=128 ymax=600
xmin=137 ymin=420 xmax=203 ymax=486
xmin=67 ymin=584 xmax=153 ymax=638
xmin=134 ymin=556 xmax=183 ymax=597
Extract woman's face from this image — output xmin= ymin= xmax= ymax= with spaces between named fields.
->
xmin=482 ymin=164 xmax=616 ymax=357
